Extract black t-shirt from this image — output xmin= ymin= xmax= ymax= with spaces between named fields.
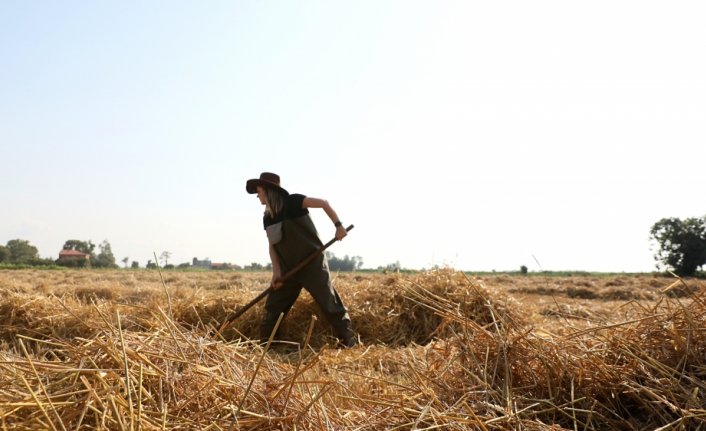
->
xmin=263 ymin=194 xmax=308 ymax=229
xmin=261 ymin=193 xmax=323 ymax=271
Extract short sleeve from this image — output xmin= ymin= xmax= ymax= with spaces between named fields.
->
xmin=288 ymin=194 xmax=306 ymax=212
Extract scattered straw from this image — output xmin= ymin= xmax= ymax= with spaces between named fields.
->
xmin=1 ymin=269 xmax=705 ymax=429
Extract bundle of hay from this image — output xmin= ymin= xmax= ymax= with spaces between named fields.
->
xmin=2 ymin=268 xmax=705 ymax=430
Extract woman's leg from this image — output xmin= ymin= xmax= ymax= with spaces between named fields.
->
xmin=298 ymin=260 xmax=356 ymax=346
xmin=260 ymin=280 xmax=302 ymax=341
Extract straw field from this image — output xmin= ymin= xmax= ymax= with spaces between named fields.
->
xmin=0 ymin=268 xmax=704 ymax=430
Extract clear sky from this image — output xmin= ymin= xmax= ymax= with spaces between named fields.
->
xmin=2 ymin=1 xmax=704 ymax=272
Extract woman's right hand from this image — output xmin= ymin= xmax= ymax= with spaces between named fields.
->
xmin=272 ymin=270 xmax=283 ymax=290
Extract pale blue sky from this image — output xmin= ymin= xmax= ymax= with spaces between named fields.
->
xmin=2 ymin=1 xmax=705 ymax=272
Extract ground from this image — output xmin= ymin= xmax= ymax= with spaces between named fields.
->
xmin=1 ymin=269 xmax=703 ymax=430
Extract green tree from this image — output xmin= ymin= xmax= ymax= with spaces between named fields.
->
xmin=94 ymin=240 xmax=118 ymax=268
xmin=6 ymin=239 xmax=39 ymax=264
xmin=131 ymin=261 xmax=140 ymax=269
xmin=0 ymin=245 xmax=9 ymax=263
xmin=650 ymin=216 xmax=706 ymax=276
xmin=326 ymin=252 xmax=364 ymax=271
xmin=160 ymin=251 xmax=171 ymax=267
xmin=379 ymin=261 xmax=401 ymax=272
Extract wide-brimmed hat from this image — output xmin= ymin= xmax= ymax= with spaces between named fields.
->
xmin=246 ymin=172 xmax=289 ymax=195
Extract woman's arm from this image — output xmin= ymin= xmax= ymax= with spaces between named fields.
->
xmin=302 ymin=197 xmax=347 ymax=240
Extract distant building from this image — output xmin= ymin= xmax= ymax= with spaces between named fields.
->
xmin=191 ymin=257 xmax=240 ymax=270
xmin=192 ymin=257 xmax=212 ymax=268
xmin=57 ymin=249 xmax=90 ymax=266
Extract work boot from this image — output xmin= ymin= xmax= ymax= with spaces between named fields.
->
xmin=332 ymin=318 xmax=357 ymax=348
xmin=340 ymin=333 xmax=358 ymax=348
xmin=337 ymin=326 xmax=358 ymax=349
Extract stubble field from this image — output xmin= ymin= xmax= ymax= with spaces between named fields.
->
xmin=0 ymin=269 xmax=704 ymax=430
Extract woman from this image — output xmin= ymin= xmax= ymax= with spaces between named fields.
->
xmin=246 ymin=172 xmax=357 ymax=348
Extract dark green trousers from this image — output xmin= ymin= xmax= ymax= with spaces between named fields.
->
xmin=260 ymin=257 xmax=353 ymax=343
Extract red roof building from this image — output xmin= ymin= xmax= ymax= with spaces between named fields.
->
xmin=57 ymin=249 xmax=90 ymax=263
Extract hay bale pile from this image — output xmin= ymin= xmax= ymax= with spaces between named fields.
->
xmin=0 ymin=269 xmax=705 ymax=430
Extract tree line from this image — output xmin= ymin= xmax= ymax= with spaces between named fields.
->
xmin=2 ymin=215 xmax=705 ymax=275
xmin=0 ymin=239 xmax=54 ymax=266
xmin=0 ymin=238 xmax=368 ymax=272
xmin=0 ymin=239 xmax=119 ymax=268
